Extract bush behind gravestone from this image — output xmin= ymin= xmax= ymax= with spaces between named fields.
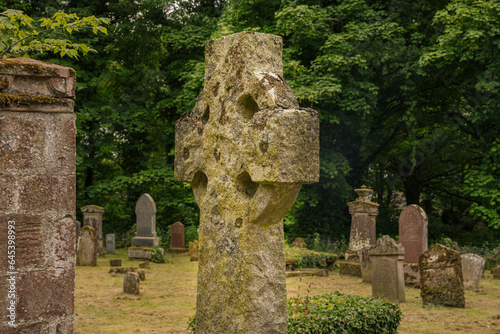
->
xmin=288 ymin=292 xmax=402 ymax=334
xmin=286 ymin=246 xmax=337 ymax=269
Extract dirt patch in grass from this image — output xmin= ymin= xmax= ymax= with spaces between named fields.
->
xmin=76 ymin=251 xmax=500 ymax=333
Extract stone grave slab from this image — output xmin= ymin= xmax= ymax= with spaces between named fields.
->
xmin=399 ymin=204 xmax=428 ymax=264
xmin=461 ymin=253 xmax=485 ymax=290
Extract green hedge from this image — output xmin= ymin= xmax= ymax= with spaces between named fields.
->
xmin=288 ymin=292 xmax=402 ymax=334
xmin=286 ymin=246 xmax=337 ymax=269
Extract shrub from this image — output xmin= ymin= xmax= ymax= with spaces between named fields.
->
xmin=150 ymin=246 xmax=165 ymax=263
xmin=286 ymin=246 xmax=337 ymax=269
xmin=288 ymin=292 xmax=402 ymax=334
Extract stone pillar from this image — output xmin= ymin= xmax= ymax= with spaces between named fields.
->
xmin=346 ymin=186 xmax=379 ymax=253
xmin=81 ymin=205 xmax=105 ymax=256
xmin=174 ymin=31 xmax=320 ymax=333
xmin=0 ymin=58 xmax=76 ymax=333
xmin=368 ymin=235 xmax=405 ymax=303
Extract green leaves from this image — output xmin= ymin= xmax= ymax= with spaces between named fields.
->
xmin=0 ymin=9 xmax=109 ymax=59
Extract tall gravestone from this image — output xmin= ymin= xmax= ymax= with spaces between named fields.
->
xmin=368 ymin=235 xmax=405 ymax=303
xmin=0 ymin=58 xmax=76 ymax=333
xmin=419 ymin=244 xmax=465 ymax=308
xmin=106 ymin=233 xmax=116 ymax=254
xmin=346 ymin=186 xmax=379 ymax=252
xmin=339 ymin=186 xmax=379 ymax=277
xmin=128 ymin=194 xmax=160 ymax=260
xmin=170 ymin=222 xmax=186 ymax=249
xmin=461 ymin=253 xmax=485 ymax=290
xmin=174 ymin=31 xmax=319 ymax=333
xmin=399 ymin=204 xmax=428 ymax=264
xmin=81 ymin=205 xmax=105 ymax=256
xmin=77 ymin=226 xmax=97 ymax=266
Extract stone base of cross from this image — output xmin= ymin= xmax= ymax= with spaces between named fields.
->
xmin=175 ymin=31 xmax=319 ymax=333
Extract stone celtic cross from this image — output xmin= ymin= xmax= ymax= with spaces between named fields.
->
xmin=175 ymin=31 xmax=319 ymax=333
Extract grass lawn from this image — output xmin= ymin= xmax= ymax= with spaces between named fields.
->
xmin=75 ymin=249 xmax=500 ymax=334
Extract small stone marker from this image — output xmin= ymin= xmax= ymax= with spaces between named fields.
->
xmin=77 ymin=226 xmax=97 ymax=266
xmin=123 ymin=272 xmax=140 ymax=295
xmin=174 ymin=31 xmax=319 ymax=333
xmin=492 ymin=265 xmax=500 ymax=279
xmin=81 ymin=205 xmax=106 ymax=256
xmin=0 ymin=57 xmax=76 ymax=332
xmin=368 ymin=235 xmax=405 ymax=303
xmin=139 ymin=261 xmax=150 ymax=269
xmin=399 ymin=204 xmax=428 ymax=263
xmin=170 ymin=222 xmax=186 ymax=249
xmin=291 ymin=238 xmax=307 ymax=248
xmin=106 ymin=233 xmax=115 ymax=254
xmin=138 ymin=270 xmax=146 ymax=281
xmin=128 ymin=194 xmax=161 ymax=260
xmin=419 ymin=244 xmax=465 ymax=308
xmin=461 ymin=253 xmax=485 ymax=290
xmin=188 ymin=240 xmax=199 ymax=261
xmin=110 ymin=258 xmax=122 ymax=267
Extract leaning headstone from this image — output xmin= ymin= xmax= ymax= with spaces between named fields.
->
xmin=106 ymin=233 xmax=115 ymax=254
xmin=174 ymin=31 xmax=319 ymax=333
xmin=170 ymin=222 xmax=186 ymax=249
xmin=461 ymin=253 xmax=485 ymax=290
xmin=128 ymin=194 xmax=161 ymax=260
xmin=0 ymin=58 xmax=76 ymax=333
xmin=368 ymin=235 xmax=405 ymax=303
xmin=399 ymin=204 xmax=428 ymax=264
xmin=77 ymin=226 xmax=97 ymax=266
xmin=123 ymin=272 xmax=140 ymax=295
xmin=419 ymin=244 xmax=465 ymax=308
xmin=81 ymin=205 xmax=106 ymax=256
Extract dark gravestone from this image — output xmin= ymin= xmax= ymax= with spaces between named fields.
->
xmin=399 ymin=204 xmax=428 ymax=264
xmin=132 ymin=194 xmax=159 ymax=247
xmin=123 ymin=272 xmax=140 ymax=295
xmin=419 ymin=244 xmax=465 ymax=308
xmin=170 ymin=222 xmax=186 ymax=249
xmin=0 ymin=57 xmax=76 ymax=333
xmin=368 ymin=235 xmax=405 ymax=303
xmin=77 ymin=226 xmax=97 ymax=266
xmin=110 ymin=258 xmax=122 ymax=267
xmin=106 ymin=234 xmax=115 ymax=254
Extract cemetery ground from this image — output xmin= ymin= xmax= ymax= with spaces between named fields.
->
xmin=75 ymin=249 xmax=500 ymax=334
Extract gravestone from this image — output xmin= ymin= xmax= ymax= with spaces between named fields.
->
xmin=123 ymin=272 xmax=140 ymax=295
xmin=174 ymin=31 xmax=319 ymax=333
xmin=128 ymin=194 xmax=161 ymax=260
xmin=110 ymin=258 xmax=122 ymax=267
xmin=368 ymin=235 xmax=405 ymax=302
xmin=0 ymin=58 xmax=76 ymax=333
xmin=461 ymin=253 xmax=485 ymax=289
xmin=170 ymin=222 xmax=186 ymax=249
xmin=77 ymin=226 xmax=97 ymax=266
xmin=76 ymin=220 xmax=81 ymax=240
xmin=359 ymin=247 xmax=372 ymax=283
xmin=291 ymin=238 xmax=307 ymax=248
xmin=188 ymin=240 xmax=199 ymax=261
xmin=399 ymin=204 xmax=428 ymax=263
xmin=106 ymin=234 xmax=115 ymax=254
xmin=492 ymin=265 xmax=500 ymax=279
xmin=81 ymin=205 xmax=106 ymax=256
xmin=346 ymin=186 xmax=379 ymax=252
xmin=419 ymin=244 xmax=465 ymax=308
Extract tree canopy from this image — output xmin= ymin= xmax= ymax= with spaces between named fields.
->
xmin=5 ymin=0 xmax=499 ymax=246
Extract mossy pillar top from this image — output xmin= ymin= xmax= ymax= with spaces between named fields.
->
xmin=0 ymin=58 xmax=76 ymax=333
xmin=174 ymin=31 xmax=319 ymax=333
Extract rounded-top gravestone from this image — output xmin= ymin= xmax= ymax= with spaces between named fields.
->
xmin=399 ymin=204 xmax=428 ymax=263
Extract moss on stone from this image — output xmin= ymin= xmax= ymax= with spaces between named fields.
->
xmin=0 ymin=92 xmax=68 ymax=107
xmin=0 ymin=76 xmax=9 ymax=92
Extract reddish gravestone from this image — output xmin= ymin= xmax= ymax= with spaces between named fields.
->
xmin=0 ymin=58 xmax=76 ymax=333
xmin=399 ymin=204 xmax=428 ymax=263
xmin=170 ymin=222 xmax=186 ymax=249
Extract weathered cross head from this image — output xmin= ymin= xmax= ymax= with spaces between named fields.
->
xmin=174 ymin=31 xmax=319 ymax=333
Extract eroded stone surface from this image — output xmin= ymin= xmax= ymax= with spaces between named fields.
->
xmin=461 ymin=253 xmax=485 ymax=290
xmin=368 ymin=235 xmax=405 ymax=303
xmin=77 ymin=226 xmax=97 ymax=266
xmin=0 ymin=58 xmax=76 ymax=332
xmin=419 ymin=244 xmax=465 ymax=308
xmin=174 ymin=31 xmax=319 ymax=334
xmin=123 ymin=272 xmax=140 ymax=295
xmin=346 ymin=186 xmax=379 ymax=252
